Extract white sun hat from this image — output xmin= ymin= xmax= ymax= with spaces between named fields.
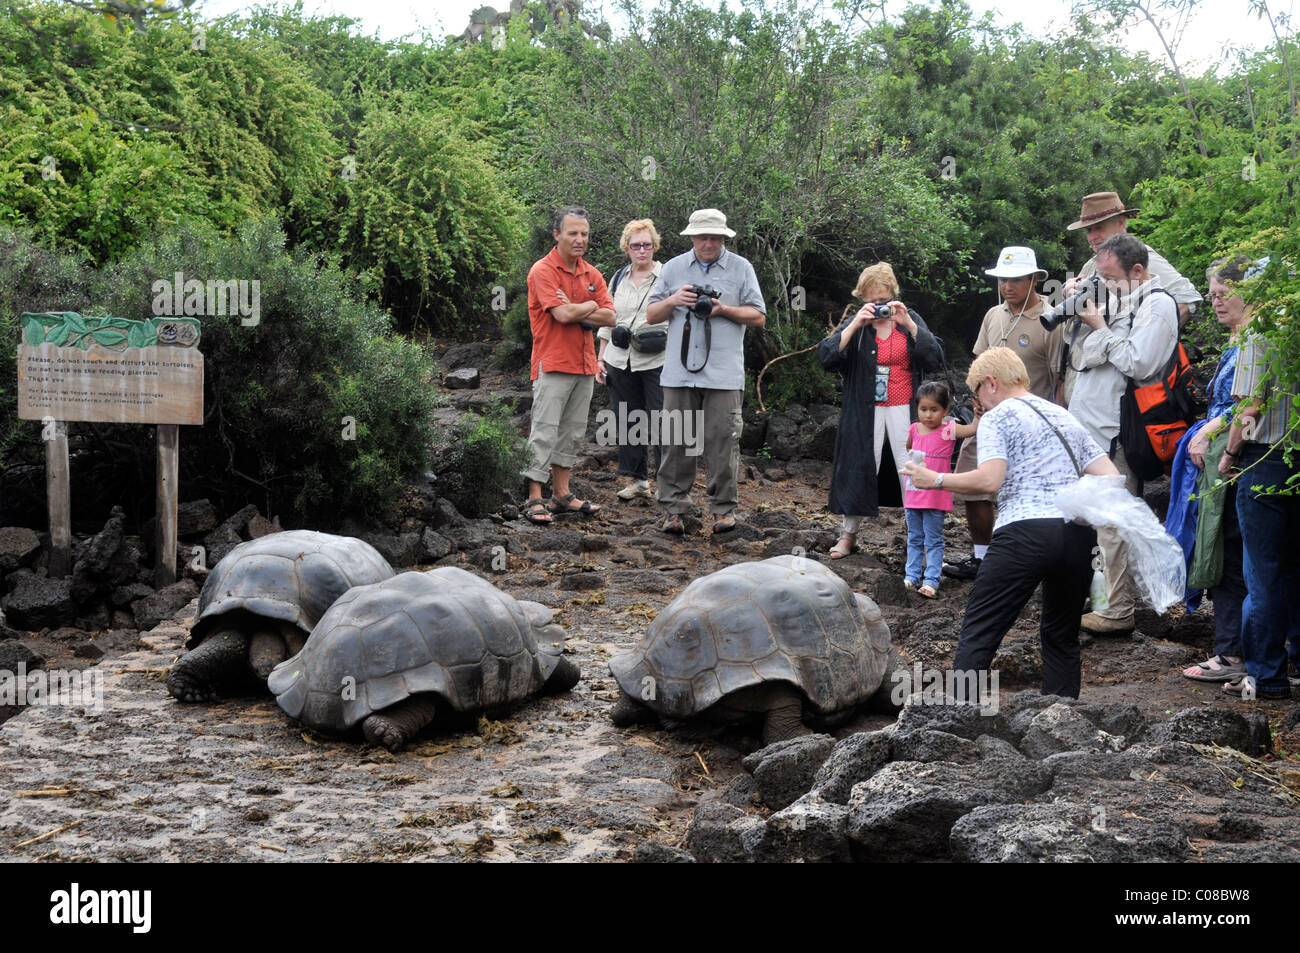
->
xmin=985 ymin=246 xmax=1048 ymax=279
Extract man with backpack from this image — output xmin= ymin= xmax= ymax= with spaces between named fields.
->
xmin=1068 ymin=233 xmax=1179 ymax=635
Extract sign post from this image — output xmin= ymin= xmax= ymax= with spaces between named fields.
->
xmin=16 ymin=313 xmax=204 ymax=584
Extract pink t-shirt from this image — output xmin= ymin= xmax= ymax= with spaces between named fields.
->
xmin=905 ymin=423 xmax=955 ymax=511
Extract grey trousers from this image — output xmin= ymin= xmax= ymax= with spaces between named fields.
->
xmin=1095 ymin=444 xmax=1141 ymax=620
xmin=657 ymin=386 xmax=742 ymax=516
xmin=522 ymin=371 xmax=594 ymax=484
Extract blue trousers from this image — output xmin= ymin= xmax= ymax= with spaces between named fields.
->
xmin=1236 ymin=444 xmax=1300 ymax=693
xmin=905 ymin=507 xmax=945 ymax=588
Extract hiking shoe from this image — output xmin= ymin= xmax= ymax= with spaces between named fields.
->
xmin=617 ymin=482 xmax=653 ymax=501
xmin=942 ymin=555 xmax=981 ymax=580
xmin=1079 ymin=612 xmax=1134 ymax=636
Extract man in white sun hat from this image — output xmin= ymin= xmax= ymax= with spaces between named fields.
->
xmin=646 ymin=208 xmax=766 ymax=536
xmin=944 ymin=245 xmax=1065 ymax=582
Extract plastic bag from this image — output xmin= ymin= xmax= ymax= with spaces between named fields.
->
xmin=1055 ymin=473 xmax=1186 ymax=613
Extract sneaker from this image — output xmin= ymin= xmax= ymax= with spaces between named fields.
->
xmin=903 ymin=579 xmax=918 ymax=591
xmin=1079 ymin=612 xmax=1134 ymax=636
xmin=617 ymin=482 xmax=653 ymax=501
xmin=941 ymin=555 xmax=981 ymax=581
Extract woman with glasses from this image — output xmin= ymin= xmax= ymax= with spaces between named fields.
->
xmin=1167 ymin=256 xmax=1256 ymax=686
xmin=818 ymin=262 xmax=943 ymax=558
xmin=597 ymin=219 xmax=665 ymax=501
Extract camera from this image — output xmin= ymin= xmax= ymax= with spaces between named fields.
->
xmin=610 ymin=325 xmax=632 ymax=349
xmin=1041 ymin=275 xmax=1106 ymax=331
xmin=689 ymin=284 xmax=723 ymax=317
xmin=868 ymin=304 xmax=892 ymax=320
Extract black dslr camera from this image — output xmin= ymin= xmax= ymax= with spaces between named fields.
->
xmin=1041 ymin=275 xmax=1106 ymax=331
xmin=689 ymin=284 xmax=723 ymax=317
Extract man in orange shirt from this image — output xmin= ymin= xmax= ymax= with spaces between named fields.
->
xmin=522 ymin=206 xmax=616 ymax=525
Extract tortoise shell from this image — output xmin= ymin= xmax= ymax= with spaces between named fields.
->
xmin=267 ymin=568 xmax=567 ymax=733
xmin=189 ymin=530 xmax=394 ymax=649
xmin=608 ymin=555 xmax=891 ymax=718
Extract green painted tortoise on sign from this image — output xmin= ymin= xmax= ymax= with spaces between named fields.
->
xmin=268 ymin=568 xmax=580 ymax=752
xmin=167 ymin=531 xmax=395 ymax=703
xmin=608 ymin=555 xmax=893 ymax=744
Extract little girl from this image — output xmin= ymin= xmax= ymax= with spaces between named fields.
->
xmin=904 ymin=381 xmax=977 ymax=597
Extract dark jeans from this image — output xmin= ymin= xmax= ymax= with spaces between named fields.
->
xmin=605 ymin=363 xmax=663 ymax=481
xmin=1208 ymin=482 xmax=1246 ymax=659
xmin=1236 ymin=443 xmax=1300 ymax=692
xmin=953 ymin=518 xmax=1096 ymax=700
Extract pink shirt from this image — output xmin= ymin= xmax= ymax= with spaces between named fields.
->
xmin=905 ymin=423 xmax=955 ymax=511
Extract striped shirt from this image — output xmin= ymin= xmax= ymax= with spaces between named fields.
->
xmin=1231 ymin=333 xmax=1297 ymax=446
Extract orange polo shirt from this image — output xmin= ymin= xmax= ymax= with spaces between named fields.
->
xmin=527 ymin=247 xmax=614 ymax=381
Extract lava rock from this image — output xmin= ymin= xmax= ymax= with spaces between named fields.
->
xmin=444 ymin=367 xmax=481 ymax=389
xmin=743 ymin=734 xmax=836 ymax=811
xmin=2 ymin=571 xmax=76 ymax=630
xmin=1145 ymin=708 xmax=1273 ymax=757
xmin=0 ymin=527 xmax=41 ymax=573
xmin=872 ymin=573 xmax=910 ymax=607
xmin=176 ymin=499 xmax=219 ymax=536
xmin=950 ymin=801 xmax=1190 ymax=862
xmin=810 ymin=730 xmax=893 ymax=804
xmin=131 ymin=579 xmax=199 ymax=630
xmin=111 ymin=583 xmax=156 ymax=607
xmin=846 ymin=736 xmax=1051 ymax=861
xmin=685 ymin=801 xmax=763 ymax=863
xmin=632 ymin=842 xmax=696 ymax=863
xmin=751 ymin=793 xmax=852 ymax=862
xmin=529 ymin=529 xmax=584 ymax=554
xmin=1017 ymin=703 xmax=1128 ymax=760
xmin=558 ymin=571 xmax=606 ymax=591
xmin=718 ymin=774 xmax=763 ymax=809
xmin=361 ymin=532 xmax=421 ymax=569
xmin=419 ymin=529 xmax=454 ymax=562
xmin=247 ymin=514 xmax=283 ymax=539
xmin=0 ymin=641 xmax=45 ymax=724
xmin=441 ymin=341 xmax=494 ymax=370
xmin=890 ymin=728 xmax=983 ymax=765
xmin=73 ymin=641 xmax=105 ymax=659
xmin=203 ymin=522 xmax=244 ymax=567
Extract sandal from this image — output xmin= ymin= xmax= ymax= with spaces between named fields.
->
xmin=1183 ymin=654 xmax=1245 ymax=682
xmin=523 ymin=498 xmax=553 ymax=525
xmin=830 ymin=533 xmax=856 ymax=559
xmin=662 ymin=514 xmax=685 ymax=535
xmin=549 ymin=492 xmax=602 ymax=516
xmin=1223 ymin=675 xmax=1291 ymax=700
xmin=918 ymin=584 xmax=937 ymax=599
xmin=712 ymin=513 xmax=737 ymax=535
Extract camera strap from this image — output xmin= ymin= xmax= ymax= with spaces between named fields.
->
xmin=1014 ymin=397 xmax=1083 ymax=476
xmin=681 ymin=310 xmax=711 ymax=373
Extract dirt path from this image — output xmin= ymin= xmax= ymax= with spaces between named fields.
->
xmin=3 ymin=419 xmax=1295 ymax=862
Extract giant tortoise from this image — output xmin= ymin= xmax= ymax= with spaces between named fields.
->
xmin=167 ymin=531 xmax=395 ymax=703
xmin=608 ymin=555 xmax=893 ymax=744
xmin=268 ymin=568 xmax=580 ymax=751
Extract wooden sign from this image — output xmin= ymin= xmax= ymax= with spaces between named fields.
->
xmin=16 ymin=313 xmax=204 ymax=585
xmin=17 ymin=313 xmax=203 ymax=426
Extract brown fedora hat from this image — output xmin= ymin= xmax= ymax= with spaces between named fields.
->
xmin=1067 ymin=191 xmax=1139 ymax=231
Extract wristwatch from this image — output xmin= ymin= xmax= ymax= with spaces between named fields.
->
xmin=934 ymin=473 xmax=945 ymax=489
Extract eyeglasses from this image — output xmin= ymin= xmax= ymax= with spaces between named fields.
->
xmin=973 ymin=381 xmax=983 ymax=397
xmin=1208 ymin=291 xmax=1237 ymax=302
xmin=628 ymin=242 xmax=654 ymax=251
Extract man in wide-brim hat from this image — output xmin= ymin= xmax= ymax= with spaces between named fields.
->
xmin=944 ymin=245 xmax=1065 ymax=581
xmin=1065 ymin=191 xmax=1201 ymax=331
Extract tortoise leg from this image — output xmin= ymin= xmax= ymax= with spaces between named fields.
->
xmin=543 ymin=656 xmax=581 ymax=694
xmin=761 ymin=686 xmax=812 ymax=746
xmin=247 ymin=627 xmax=290 ymax=681
xmin=168 ymin=630 xmax=250 ymax=703
xmin=362 ymin=695 xmax=439 ymax=752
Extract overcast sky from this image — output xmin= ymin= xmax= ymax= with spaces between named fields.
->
xmin=190 ymin=0 xmax=1286 ymax=72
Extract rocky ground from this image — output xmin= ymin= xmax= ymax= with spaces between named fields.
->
xmin=1 ymin=342 xmax=1297 ymax=862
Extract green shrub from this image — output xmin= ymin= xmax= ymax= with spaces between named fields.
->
xmin=1 ymin=220 xmax=441 ymax=525
xmin=431 ymin=399 xmax=529 ymax=518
